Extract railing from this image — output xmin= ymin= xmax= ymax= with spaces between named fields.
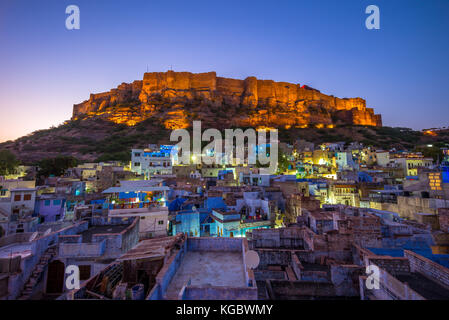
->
xmin=109 ymin=201 xmax=165 ymax=210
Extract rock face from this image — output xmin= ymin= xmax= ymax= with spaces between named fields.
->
xmin=72 ymin=71 xmax=382 ymax=129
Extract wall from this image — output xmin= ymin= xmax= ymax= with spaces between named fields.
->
xmin=187 ymin=237 xmax=242 ymax=252
xmin=438 ymin=208 xmax=449 ymax=232
xmin=181 ymin=286 xmax=257 ymax=300
xmin=405 ymin=250 xmax=449 ymax=288
xmin=147 ymin=239 xmax=187 ymax=300
xmin=360 ymin=267 xmax=425 ymax=300
xmin=3 ymin=221 xmax=88 ymax=299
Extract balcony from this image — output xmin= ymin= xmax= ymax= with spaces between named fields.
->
xmin=108 ymin=201 xmax=165 ymax=210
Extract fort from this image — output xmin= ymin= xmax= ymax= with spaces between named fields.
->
xmin=72 ymin=71 xmax=382 ymax=129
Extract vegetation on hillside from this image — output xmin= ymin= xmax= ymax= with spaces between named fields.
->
xmin=0 ymin=149 xmax=19 ymax=176
xmin=1 ymin=116 xmax=449 ymax=165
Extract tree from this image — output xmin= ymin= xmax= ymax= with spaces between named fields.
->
xmin=277 ymin=149 xmax=291 ymax=174
xmin=37 ymin=156 xmax=78 ymax=177
xmin=415 ymin=145 xmax=444 ymax=163
xmin=0 ymin=149 xmax=19 ymax=176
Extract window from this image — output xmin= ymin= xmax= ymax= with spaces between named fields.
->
xmin=158 ymin=220 xmax=164 ymax=225
xmin=134 ymin=153 xmax=141 ymax=157
xmin=0 ymin=190 xmax=6 ymax=196
xmin=134 ymin=162 xmax=140 ymax=167
xmin=53 ymin=199 xmax=61 ymax=205
xmin=24 ymin=194 xmax=31 ymax=201
xmin=14 ymin=194 xmax=21 ymax=202
xmin=44 ymin=200 xmax=51 ymax=206
xmin=79 ymin=265 xmax=91 ymax=281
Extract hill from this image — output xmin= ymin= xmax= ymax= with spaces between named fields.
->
xmin=1 ymin=120 xmax=448 ymax=165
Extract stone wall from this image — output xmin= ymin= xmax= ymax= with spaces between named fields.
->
xmin=72 ymin=71 xmax=382 ymax=128
xmin=367 ymin=256 xmax=410 ymax=275
xmin=405 ymin=250 xmax=449 ymax=288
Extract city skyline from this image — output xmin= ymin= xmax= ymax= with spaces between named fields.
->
xmin=1 ymin=0 xmax=449 ymax=142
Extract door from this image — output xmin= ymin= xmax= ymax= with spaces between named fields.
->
xmin=46 ymin=260 xmax=65 ymax=294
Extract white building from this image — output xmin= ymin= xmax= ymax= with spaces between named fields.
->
xmin=336 ymin=152 xmax=356 ymax=170
xmin=108 ymin=207 xmax=168 ymax=239
xmin=393 ymin=157 xmax=434 ymax=177
xmin=376 ymin=151 xmax=390 ymax=167
xmin=131 ymin=146 xmax=174 ymax=178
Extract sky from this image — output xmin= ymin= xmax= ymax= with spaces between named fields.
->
xmin=0 ymin=0 xmax=448 ymax=142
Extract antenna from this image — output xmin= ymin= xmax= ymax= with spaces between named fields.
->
xmin=146 ymin=65 xmax=149 ymax=73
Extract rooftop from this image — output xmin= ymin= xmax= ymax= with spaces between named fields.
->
xmin=80 ymin=224 xmax=129 ymax=243
xmin=396 ymin=273 xmax=449 ymax=300
xmin=165 ymin=250 xmax=246 ymax=298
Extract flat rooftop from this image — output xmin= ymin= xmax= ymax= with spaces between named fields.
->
xmin=165 ymin=251 xmax=246 ymax=298
xmin=396 ymin=273 xmax=449 ymax=300
xmin=80 ymin=224 xmax=129 ymax=243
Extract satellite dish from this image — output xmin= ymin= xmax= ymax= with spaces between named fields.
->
xmin=29 ymin=232 xmax=38 ymax=242
xmin=43 ymin=228 xmax=52 ymax=236
xmin=245 ymin=250 xmax=260 ymax=269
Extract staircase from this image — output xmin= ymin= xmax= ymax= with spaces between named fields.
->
xmin=17 ymin=245 xmax=58 ymax=300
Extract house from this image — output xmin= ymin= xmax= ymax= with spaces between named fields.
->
xmin=34 ymin=195 xmax=66 ymax=223
xmin=131 ymin=146 xmax=174 ymax=178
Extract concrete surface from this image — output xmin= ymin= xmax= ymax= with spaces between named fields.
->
xmin=165 ymin=251 xmax=246 ymax=298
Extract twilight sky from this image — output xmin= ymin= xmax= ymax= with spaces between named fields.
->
xmin=0 ymin=0 xmax=448 ymax=142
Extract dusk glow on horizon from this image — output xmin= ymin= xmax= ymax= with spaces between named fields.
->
xmin=1 ymin=0 xmax=449 ymax=142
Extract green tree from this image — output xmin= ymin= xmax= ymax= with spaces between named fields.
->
xmin=37 ymin=156 xmax=78 ymax=177
xmin=0 ymin=150 xmax=19 ymax=176
xmin=415 ymin=146 xmax=444 ymax=163
xmin=277 ymin=149 xmax=291 ymax=174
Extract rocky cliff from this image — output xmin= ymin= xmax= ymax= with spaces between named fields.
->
xmin=72 ymin=71 xmax=382 ymax=129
